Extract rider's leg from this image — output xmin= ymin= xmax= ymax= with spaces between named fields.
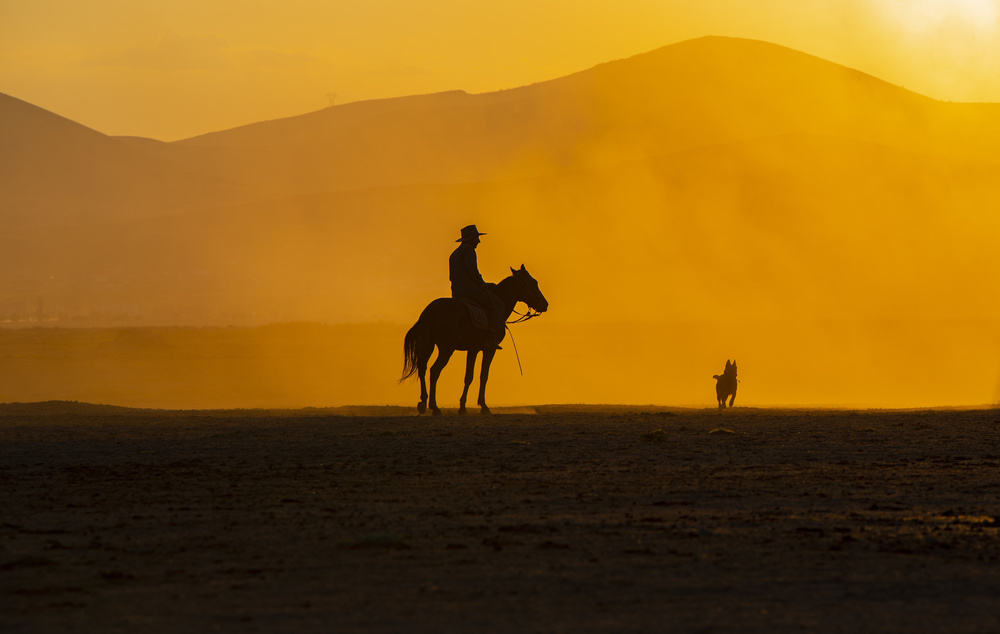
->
xmin=486 ymin=291 xmax=505 ymax=350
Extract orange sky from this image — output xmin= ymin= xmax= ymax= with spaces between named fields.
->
xmin=3 ymin=0 xmax=1000 ymax=140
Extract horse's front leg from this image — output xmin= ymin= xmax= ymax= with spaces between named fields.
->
xmin=728 ymin=392 xmax=736 ymax=408
xmin=458 ymin=350 xmax=479 ymax=415
xmin=477 ymin=349 xmax=497 ymax=415
xmin=428 ymin=347 xmax=455 ymax=416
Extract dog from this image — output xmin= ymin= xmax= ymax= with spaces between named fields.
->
xmin=713 ymin=360 xmax=738 ymax=408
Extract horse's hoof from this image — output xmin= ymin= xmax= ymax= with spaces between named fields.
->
xmin=417 ymin=402 xmax=427 ymax=415
xmin=458 ymin=406 xmax=467 ymax=415
xmin=480 ymin=406 xmax=492 ymax=415
xmin=431 ymin=407 xmax=442 ymax=416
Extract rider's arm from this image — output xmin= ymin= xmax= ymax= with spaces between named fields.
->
xmin=463 ymin=247 xmax=488 ymax=289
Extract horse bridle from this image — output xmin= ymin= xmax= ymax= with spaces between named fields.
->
xmin=506 ymin=309 xmax=541 ymax=324
xmin=505 ymin=274 xmax=544 ymax=324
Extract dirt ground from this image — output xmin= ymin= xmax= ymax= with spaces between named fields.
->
xmin=2 ymin=403 xmax=1000 ymax=633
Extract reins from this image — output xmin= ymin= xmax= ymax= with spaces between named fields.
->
xmin=503 ymin=308 xmax=542 ymax=377
xmin=504 ymin=324 xmax=524 ymax=376
xmin=506 ymin=308 xmax=542 ymax=324
xmin=500 ymin=273 xmax=543 ymax=376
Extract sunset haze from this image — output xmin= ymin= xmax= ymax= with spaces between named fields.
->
xmin=2 ymin=3 xmax=1000 ymax=408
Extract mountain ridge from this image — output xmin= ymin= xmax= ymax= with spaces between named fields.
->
xmin=148 ymin=36 xmax=1000 ymax=199
xmin=175 ymin=37 xmax=940 ymax=147
xmin=5 ymin=36 xmax=1000 ymax=225
xmin=1 ymin=36 xmax=1000 ymax=328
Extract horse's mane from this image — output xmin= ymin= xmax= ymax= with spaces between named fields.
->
xmin=493 ymin=273 xmax=522 ymax=298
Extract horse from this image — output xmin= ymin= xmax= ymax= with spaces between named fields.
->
xmin=400 ymin=265 xmax=548 ymax=415
xmin=713 ymin=359 xmax=738 ymax=408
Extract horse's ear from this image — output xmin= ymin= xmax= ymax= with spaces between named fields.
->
xmin=520 ymin=264 xmax=528 ymax=274
xmin=510 ymin=266 xmax=517 ymax=276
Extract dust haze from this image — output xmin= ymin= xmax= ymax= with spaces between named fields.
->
xmin=2 ymin=37 xmax=1000 ymax=408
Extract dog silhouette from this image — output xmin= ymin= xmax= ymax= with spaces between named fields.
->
xmin=713 ymin=360 xmax=738 ymax=408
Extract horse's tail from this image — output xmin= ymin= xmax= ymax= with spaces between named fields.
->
xmin=400 ymin=319 xmax=428 ymax=382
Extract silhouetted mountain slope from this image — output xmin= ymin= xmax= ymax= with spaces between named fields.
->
xmin=1 ymin=92 xmax=110 ymax=154
xmin=6 ymin=37 xmax=1000 ymax=226
xmin=0 ymin=93 xmax=239 ymax=227
xmin=154 ymin=36 xmax=1000 ymax=200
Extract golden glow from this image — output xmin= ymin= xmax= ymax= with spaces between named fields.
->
xmin=3 ymin=4 xmax=1000 ymax=408
xmin=881 ymin=0 xmax=1000 ymax=35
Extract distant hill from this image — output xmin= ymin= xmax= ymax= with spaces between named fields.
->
xmin=0 ymin=93 xmax=239 ymax=227
xmin=2 ymin=36 xmax=1000 ymax=326
xmin=161 ymin=36 xmax=1000 ymax=197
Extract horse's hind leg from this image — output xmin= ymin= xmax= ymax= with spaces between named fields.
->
xmin=458 ymin=350 xmax=479 ymax=415
xmin=417 ymin=365 xmax=428 ymax=415
xmin=416 ymin=342 xmax=434 ymax=414
xmin=428 ymin=347 xmax=455 ymax=416
xmin=728 ymin=392 xmax=736 ymax=408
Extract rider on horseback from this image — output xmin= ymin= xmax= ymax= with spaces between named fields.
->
xmin=450 ymin=225 xmax=505 ymax=350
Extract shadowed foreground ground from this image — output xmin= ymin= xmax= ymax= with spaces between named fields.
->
xmin=2 ymin=404 xmax=1000 ymax=632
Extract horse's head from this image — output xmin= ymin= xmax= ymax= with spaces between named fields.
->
xmin=510 ymin=265 xmax=548 ymax=313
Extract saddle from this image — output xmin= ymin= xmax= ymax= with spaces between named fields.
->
xmin=457 ymin=299 xmax=490 ymax=330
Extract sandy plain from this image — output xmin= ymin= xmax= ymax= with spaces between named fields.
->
xmin=2 ymin=403 xmax=1000 ymax=633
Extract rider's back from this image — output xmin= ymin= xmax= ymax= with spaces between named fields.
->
xmin=449 ymin=242 xmax=485 ymax=298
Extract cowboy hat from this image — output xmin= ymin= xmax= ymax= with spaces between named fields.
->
xmin=456 ymin=224 xmax=487 ymax=242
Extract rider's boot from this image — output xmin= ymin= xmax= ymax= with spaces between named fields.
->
xmin=490 ymin=328 xmax=503 ymax=350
